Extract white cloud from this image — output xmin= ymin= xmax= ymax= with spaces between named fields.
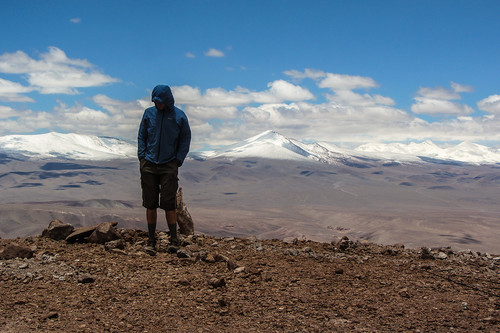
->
xmin=477 ymin=95 xmax=500 ymax=114
xmin=319 ymin=73 xmax=378 ymax=91
xmin=172 ymin=80 xmax=313 ymax=107
xmin=410 ymin=84 xmax=474 ymax=116
xmin=171 ymin=85 xmax=203 ymax=103
xmin=0 ymin=110 xmax=53 ymax=134
xmin=205 ymin=48 xmax=225 ymax=57
xmin=326 ymin=90 xmax=395 ymax=107
xmin=70 ymin=18 xmax=82 ymax=24
xmin=184 ymin=105 xmax=238 ymax=120
xmin=50 ymin=100 xmax=140 ymax=138
xmin=412 ymin=97 xmax=474 ymax=116
xmin=451 ymin=82 xmax=474 ymax=93
xmin=0 ymin=47 xmax=119 ymax=95
xmin=0 ymin=47 xmax=90 ymax=73
xmin=29 ymin=71 xmax=118 ymax=94
xmin=0 ymin=78 xmax=35 ymax=102
xmin=0 ymin=105 xmax=18 ymax=119
xmin=168 ymin=74 xmax=500 ymax=148
xmin=74 ymin=107 xmax=109 ymax=122
xmin=415 ymin=86 xmax=460 ymax=100
xmin=186 ymin=52 xmax=195 ymax=58
xmin=2 ymin=63 xmax=499 ymax=150
xmin=284 ymin=68 xmax=326 ymax=81
xmin=262 ymin=80 xmax=314 ymax=102
xmin=92 ymin=94 xmax=144 ymax=118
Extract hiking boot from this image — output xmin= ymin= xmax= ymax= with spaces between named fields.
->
xmin=170 ymin=237 xmax=180 ymax=247
xmin=144 ymin=239 xmax=157 ymax=256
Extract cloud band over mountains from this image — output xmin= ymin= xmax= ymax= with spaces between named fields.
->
xmin=0 ymin=47 xmax=499 ymax=149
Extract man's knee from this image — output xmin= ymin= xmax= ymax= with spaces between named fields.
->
xmin=159 ymin=199 xmax=176 ymax=211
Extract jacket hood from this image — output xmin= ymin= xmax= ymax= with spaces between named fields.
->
xmin=151 ymin=85 xmax=175 ymax=111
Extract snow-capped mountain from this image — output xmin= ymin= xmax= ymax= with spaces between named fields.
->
xmin=2 ymin=130 xmax=500 ymax=165
xmin=201 ymin=130 xmax=500 ymax=165
xmin=0 ymin=132 xmax=136 ymax=160
xmin=201 ymin=130 xmax=318 ymax=161
xmin=355 ymin=141 xmax=500 ymax=165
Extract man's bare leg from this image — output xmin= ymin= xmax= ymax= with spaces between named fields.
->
xmin=165 ymin=209 xmax=178 ymax=244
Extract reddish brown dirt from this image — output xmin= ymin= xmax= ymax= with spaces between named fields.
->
xmin=1 ymin=230 xmax=499 ymax=332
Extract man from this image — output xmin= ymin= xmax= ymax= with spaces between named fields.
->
xmin=138 ymin=85 xmax=191 ymax=253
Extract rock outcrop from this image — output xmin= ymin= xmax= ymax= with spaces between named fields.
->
xmin=65 ymin=222 xmax=120 ymax=244
xmin=176 ymin=187 xmax=194 ymax=235
xmin=42 ymin=220 xmax=75 ymax=241
xmin=0 ymin=243 xmax=34 ymax=259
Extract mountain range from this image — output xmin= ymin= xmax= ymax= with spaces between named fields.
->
xmin=1 ymin=130 xmax=500 ymax=165
xmin=0 ymin=132 xmax=136 ymax=160
xmin=1 ymin=131 xmax=500 ymax=253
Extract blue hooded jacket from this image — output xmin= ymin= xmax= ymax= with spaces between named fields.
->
xmin=138 ymin=85 xmax=191 ymax=166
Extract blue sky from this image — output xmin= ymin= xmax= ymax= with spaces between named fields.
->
xmin=1 ymin=0 xmax=499 ymax=149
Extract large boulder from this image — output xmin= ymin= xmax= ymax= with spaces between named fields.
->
xmin=0 ymin=243 xmax=34 ymax=259
xmin=66 ymin=225 xmax=99 ymax=243
xmin=176 ymin=187 xmax=194 ymax=235
xmin=88 ymin=222 xmax=121 ymax=244
xmin=66 ymin=222 xmax=119 ymax=244
xmin=42 ymin=219 xmax=75 ymax=241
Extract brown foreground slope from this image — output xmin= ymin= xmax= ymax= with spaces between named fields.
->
xmin=1 ymin=230 xmax=499 ymax=332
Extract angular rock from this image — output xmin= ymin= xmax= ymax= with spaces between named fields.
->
xmin=226 ymin=259 xmax=238 ymax=271
xmin=214 ymin=253 xmax=230 ymax=263
xmin=338 ymin=236 xmax=352 ymax=251
xmin=205 ymin=253 xmax=216 ymax=263
xmin=177 ymin=249 xmax=192 ymax=258
xmin=77 ymin=274 xmax=95 ymax=284
xmin=209 ymin=277 xmax=226 ymax=288
xmin=66 ymin=222 xmax=119 ymax=243
xmin=420 ymin=247 xmax=435 ymax=260
xmin=195 ymin=251 xmax=208 ymax=262
xmin=284 ymin=248 xmax=299 ymax=256
xmin=109 ymin=248 xmax=127 ymax=255
xmin=88 ymin=222 xmax=121 ymax=244
xmin=66 ymin=226 xmax=99 ymax=243
xmin=0 ymin=243 xmax=34 ymax=259
xmin=176 ymin=187 xmax=194 ymax=235
xmin=437 ymin=252 xmax=448 ymax=260
xmin=42 ymin=219 xmax=75 ymax=241
xmin=104 ymin=238 xmax=125 ymax=251
xmin=43 ymin=312 xmax=59 ymax=320
xmin=177 ymin=278 xmax=190 ymax=286
xmin=234 ymin=266 xmax=246 ymax=274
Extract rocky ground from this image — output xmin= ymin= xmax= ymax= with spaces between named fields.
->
xmin=1 ymin=225 xmax=499 ymax=332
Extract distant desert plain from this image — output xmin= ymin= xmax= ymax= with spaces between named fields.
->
xmin=1 ymin=154 xmax=499 ymax=254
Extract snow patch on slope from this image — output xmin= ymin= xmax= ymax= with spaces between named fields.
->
xmin=0 ymin=132 xmax=136 ymax=160
xmin=356 ymin=141 xmax=500 ymax=164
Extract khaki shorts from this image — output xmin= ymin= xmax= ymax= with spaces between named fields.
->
xmin=140 ymin=159 xmax=178 ymax=211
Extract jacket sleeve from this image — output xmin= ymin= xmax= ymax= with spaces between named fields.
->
xmin=137 ymin=112 xmax=148 ymax=160
xmin=175 ymin=115 xmax=191 ymax=166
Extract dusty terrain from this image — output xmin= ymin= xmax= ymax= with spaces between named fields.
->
xmin=1 ymin=157 xmax=500 ymax=253
xmin=1 ymin=228 xmax=499 ymax=332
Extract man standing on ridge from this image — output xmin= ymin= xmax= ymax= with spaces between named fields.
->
xmin=138 ymin=84 xmax=191 ymax=253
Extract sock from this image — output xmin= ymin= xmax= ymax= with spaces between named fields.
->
xmin=168 ymin=223 xmax=178 ymax=240
xmin=148 ymin=222 xmax=157 ymax=243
